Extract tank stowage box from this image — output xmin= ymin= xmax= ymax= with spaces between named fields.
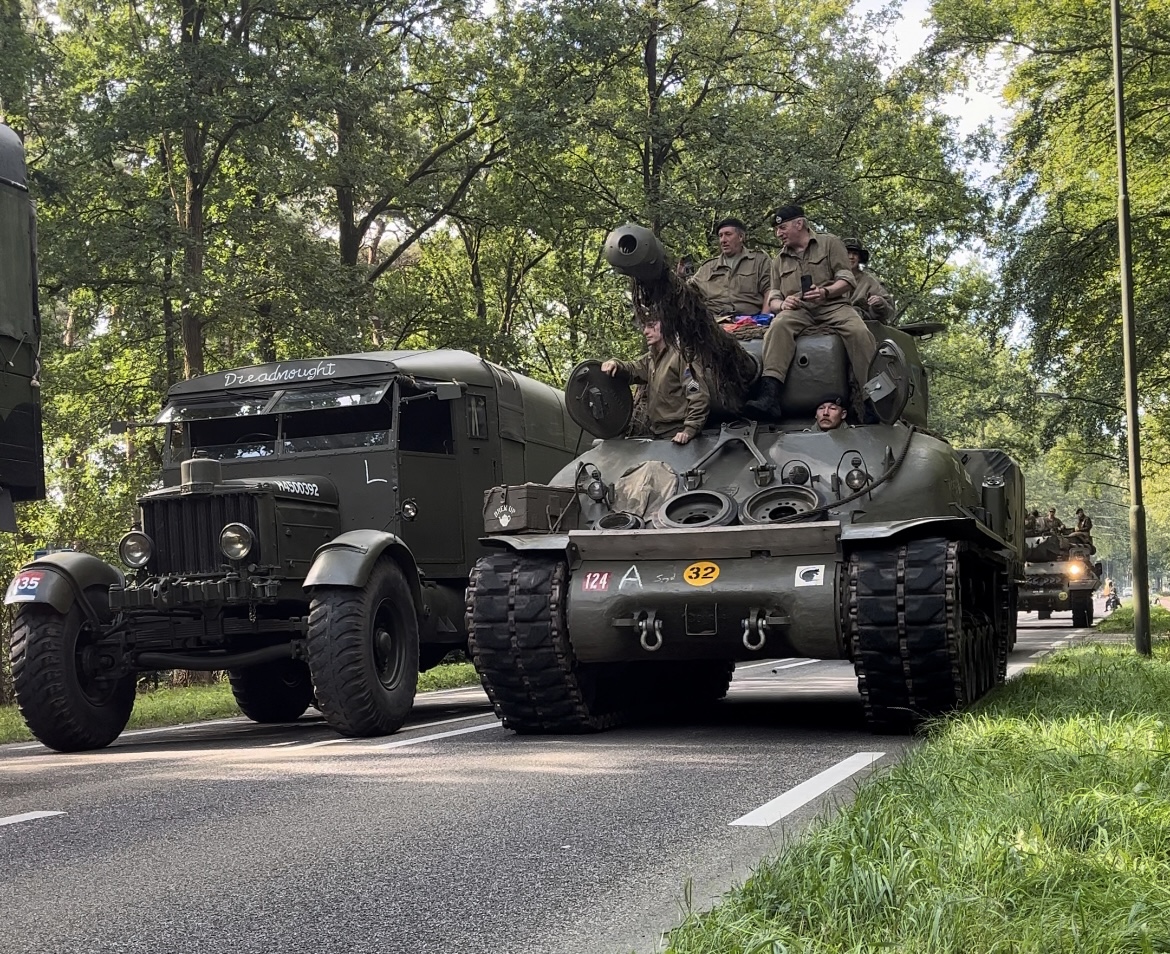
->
xmin=5 ymin=350 xmax=583 ymax=752
xmin=483 ymin=484 xmax=580 ymax=534
xmin=464 ymin=224 xmax=1024 ymax=735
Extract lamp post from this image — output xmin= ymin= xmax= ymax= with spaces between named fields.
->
xmin=1110 ymin=0 xmax=1152 ymax=655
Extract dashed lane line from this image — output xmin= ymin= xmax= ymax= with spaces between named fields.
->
xmin=377 ymin=721 xmax=501 ymax=750
xmin=297 ymin=713 xmax=494 ymax=749
xmin=730 ymin=752 xmax=885 ymax=827
xmin=735 ymin=658 xmax=787 ymax=671
xmin=0 ymin=811 xmax=65 ymax=828
xmin=772 ymin=659 xmax=821 ymax=672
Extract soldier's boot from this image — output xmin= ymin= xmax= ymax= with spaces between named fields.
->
xmin=744 ymin=375 xmax=784 ymax=421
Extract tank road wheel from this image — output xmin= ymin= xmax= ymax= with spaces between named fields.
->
xmin=467 ymin=552 xmax=629 ymax=732
xmin=306 ymin=559 xmax=420 ymax=737
xmin=228 ymin=659 xmax=314 ymax=723
xmin=10 ymin=592 xmax=135 ymax=752
xmin=848 ymin=539 xmax=1005 ymax=733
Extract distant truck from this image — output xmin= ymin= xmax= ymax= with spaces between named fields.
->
xmin=0 ymin=122 xmax=46 ymax=530
xmin=5 ymin=350 xmax=583 ymax=751
xmin=1018 ymin=531 xmax=1101 ymax=627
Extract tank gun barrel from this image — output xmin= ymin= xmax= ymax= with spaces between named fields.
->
xmin=603 ymin=224 xmax=668 ymax=284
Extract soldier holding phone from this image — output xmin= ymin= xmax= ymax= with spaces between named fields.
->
xmin=744 ymin=205 xmax=877 ymax=420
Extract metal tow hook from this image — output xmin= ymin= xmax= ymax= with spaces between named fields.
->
xmin=638 ymin=615 xmax=664 ymax=652
xmin=742 ymin=611 xmax=767 ymax=651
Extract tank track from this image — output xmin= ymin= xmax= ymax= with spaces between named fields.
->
xmin=466 ymin=551 xmax=628 ymax=732
xmin=849 ymin=537 xmax=1005 ymax=732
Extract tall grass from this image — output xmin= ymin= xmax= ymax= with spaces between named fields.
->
xmin=667 ymin=644 xmax=1170 ymax=953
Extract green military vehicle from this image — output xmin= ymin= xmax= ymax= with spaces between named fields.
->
xmin=0 ymin=123 xmax=46 ymax=530
xmin=6 ymin=350 xmax=583 ymax=751
xmin=1018 ymin=531 xmax=1100 ymax=627
xmin=465 ymin=224 xmax=1024 ymax=733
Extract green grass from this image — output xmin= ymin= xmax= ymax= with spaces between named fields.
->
xmin=0 ymin=660 xmax=482 ymax=745
xmin=1096 ymin=602 xmax=1170 ymax=633
xmin=665 ymin=643 xmax=1170 ymax=953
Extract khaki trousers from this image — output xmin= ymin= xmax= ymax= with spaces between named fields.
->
xmin=761 ymin=302 xmax=878 ymax=385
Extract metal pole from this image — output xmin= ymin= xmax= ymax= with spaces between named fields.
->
xmin=1110 ymin=0 xmax=1152 ymax=655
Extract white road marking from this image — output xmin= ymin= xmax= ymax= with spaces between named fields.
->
xmin=1030 ymin=650 xmax=1049 ymax=659
xmin=735 ymin=659 xmax=787 ymax=671
xmin=772 ymin=659 xmax=820 ymax=672
xmin=298 ymin=713 xmax=492 ymax=749
xmin=7 ymin=716 xmax=255 ymax=751
xmin=0 ymin=811 xmax=64 ymax=828
xmin=730 ymin=752 xmax=885 ymax=827
xmin=378 ymin=721 xmax=500 ymax=750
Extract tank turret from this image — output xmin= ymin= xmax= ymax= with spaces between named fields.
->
xmin=465 ymin=225 xmax=1025 ymax=736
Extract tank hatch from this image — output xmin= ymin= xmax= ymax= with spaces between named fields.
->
xmin=864 ymin=340 xmax=911 ymax=424
xmin=566 ymin=359 xmax=633 ymax=439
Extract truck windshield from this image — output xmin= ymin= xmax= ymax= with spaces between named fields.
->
xmin=164 ymin=382 xmax=394 ymax=462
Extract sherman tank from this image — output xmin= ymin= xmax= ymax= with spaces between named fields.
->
xmin=465 ymin=224 xmax=1024 ymax=733
xmin=1018 ymin=531 xmax=1100 ymax=627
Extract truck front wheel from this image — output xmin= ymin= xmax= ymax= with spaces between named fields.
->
xmin=228 ymin=659 xmax=314 ymax=723
xmin=306 ymin=559 xmax=420 ymax=737
xmin=10 ymin=593 xmax=135 ymax=752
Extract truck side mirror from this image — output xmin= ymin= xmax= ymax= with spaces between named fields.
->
xmin=435 ymin=383 xmax=462 ymax=401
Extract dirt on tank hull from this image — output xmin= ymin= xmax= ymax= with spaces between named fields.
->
xmin=465 ymin=225 xmax=1024 ymax=734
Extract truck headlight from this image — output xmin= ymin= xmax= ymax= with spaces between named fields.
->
xmin=220 ymin=523 xmax=255 ymax=561
xmin=118 ymin=531 xmax=154 ymax=569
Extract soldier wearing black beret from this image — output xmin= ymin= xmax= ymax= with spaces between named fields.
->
xmin=689 ymin=216 xmax=772 ymax=321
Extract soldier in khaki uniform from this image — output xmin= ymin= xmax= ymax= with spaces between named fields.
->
xmin=690 ymin=217 xmax=772 ymax=320
xmin=745 ymin=205 xmax=877 ymax=419
xmin=843 ymin=237 xmax=895 ymax=323
xmin=602 ymin=320 xmax=709 ymax=444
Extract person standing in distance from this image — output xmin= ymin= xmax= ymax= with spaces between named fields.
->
xmin=689 ymin=217 xmax=772 ymax=321
xmin=745 ymin=206 xmax=877 ymax=420
xmin=601 ymin=319 xmax=708 ymax=444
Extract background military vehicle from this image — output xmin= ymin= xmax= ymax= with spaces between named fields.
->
xmin=6 ymin=350 xmax=583 ymax=751
xmin=0 ymin=122 xmax=46 ymax=530
xmin=466 ymin=224 xmax=1024 ymax=734
xmin=1018 ymin=531 xmax=1100 ymax=626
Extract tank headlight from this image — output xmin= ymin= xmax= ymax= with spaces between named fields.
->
xmin=118 ymin=531 xmax=153 ymax=569
xmin=787 ymin=464 xmax=810 ymax=485
xmin=586 ymin=479 xmax=608 ymax=502
xmin=220 ymin=523 xmax=255 ymax=561
xmin=845 ymin=468 xmax=869 ymax=491
xmin=1067 ymin=563 xmax=1084 ymax=577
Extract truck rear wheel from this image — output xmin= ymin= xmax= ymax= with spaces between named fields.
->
xmin=10 ymin=593 xmax=135 ymax=752
xmin=306 ymin=559 xmax=420 ymax=737
xmin=228 ymin=659 xmax=314 ymax=723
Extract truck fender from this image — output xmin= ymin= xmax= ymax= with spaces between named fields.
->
xmin=4 ymin=551 xmax=124 ymax=619
xmin=303 ymin=529 xmax=423 ymax=610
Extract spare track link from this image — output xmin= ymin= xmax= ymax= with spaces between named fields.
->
xmin=466 ymin=551 xmax=626 ymax=733
xmin=849 ymin=537 xmax=1002 ymax=732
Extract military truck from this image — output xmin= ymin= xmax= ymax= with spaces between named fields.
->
xmin=6 ymin=350 xmax=583 ymax=751
xmin=1018 ymin=531 xmax=1100 ymax=627
xmin=465 ymin=224 xmax=1023 ymax=734
xmin=0 ymin=122 xmax=46 ymax=530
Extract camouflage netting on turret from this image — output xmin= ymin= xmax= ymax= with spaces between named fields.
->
xmin=631 ymin=272 xmax=758 ymax=414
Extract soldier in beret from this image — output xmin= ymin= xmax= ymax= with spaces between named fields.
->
xmin=745 ymin=205 xmax=877 ymax=420
xmin=843 ymin=237 xmax=895 ymax=324
xmin=815 ymin=395 xmax=848 ymax=431
xmin=689 ymin=217 xmax=772 ymax=321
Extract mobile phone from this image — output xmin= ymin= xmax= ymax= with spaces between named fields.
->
xmin=800 ymin=275 xmax=813 ymax=297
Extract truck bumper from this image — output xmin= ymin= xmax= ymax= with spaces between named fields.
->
xmin=110 ymin=576 xmax=282 ymax=611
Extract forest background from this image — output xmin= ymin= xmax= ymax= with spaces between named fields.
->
xmin=3 ymin=0 xmax=1170 ymax=701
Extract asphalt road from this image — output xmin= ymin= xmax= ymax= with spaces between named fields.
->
xmin=0 ymin=620 xmax=1094 ymax=954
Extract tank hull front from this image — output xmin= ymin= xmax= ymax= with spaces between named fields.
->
xmin=566 ymin=522 xmax=844 ymax=662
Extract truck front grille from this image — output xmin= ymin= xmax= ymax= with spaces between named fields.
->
xmin=142 ymin=493 xmax=261 ymax=575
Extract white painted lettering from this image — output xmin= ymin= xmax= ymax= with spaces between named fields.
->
xmin=619 ymin=565 xmax=643 ymax=589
